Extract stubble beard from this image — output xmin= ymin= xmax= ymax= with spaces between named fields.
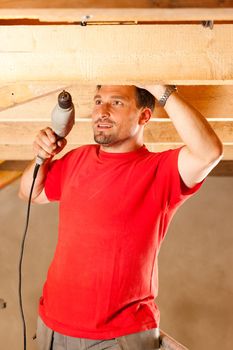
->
xmin=94 ymin=131 xmax=116 ymax=145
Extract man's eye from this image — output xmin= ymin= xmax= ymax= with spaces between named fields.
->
xmin=95 ymin=100 xmax=102 ymax=105
xmin=113 ymin=100 xmax=123 ymax=106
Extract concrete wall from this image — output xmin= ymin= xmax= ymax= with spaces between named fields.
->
xmin=0 ymin=176 xmax=232 ymax=350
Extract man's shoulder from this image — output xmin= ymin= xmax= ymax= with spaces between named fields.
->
xmin=146 ymin=147 xmax=180 ymax=160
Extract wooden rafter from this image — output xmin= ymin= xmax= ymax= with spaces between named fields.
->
xmin=0 ymin=84 xmax=232 ymax=160
xmin=0 ymin=120 xmax=232 ymax=160
xmin=1 ymin=85 xmax=233 ymax=119
xmin=0 ymin=4 xmax=232 ymax=164
xmin=0 ymin=161 xmax=21 ymax=189
xmin=0 ymin=0 xmax=233 ymax=8
xmin=0 ymin=25 xmax=233 ymax=84
xmin=0 ymin=8 xmax=233 ymax=23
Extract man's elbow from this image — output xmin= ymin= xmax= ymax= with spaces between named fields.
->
xmin=18 ymin=188 xmax=28 ymax=202
xmin=18 ymin=187 xmax=40 ymax=203
xmin=212 ymin=139 xmax=223 ymax=160
xmin=206 ymin=139 xmax=224 ymax=166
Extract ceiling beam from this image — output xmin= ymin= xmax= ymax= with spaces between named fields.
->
xmin=0 ymin=168 xmax=22 ymax=189
xmin=1 ymin=120 xmax=231 ymax=144
xmin=1 ymin=8 xmax=233 ymax=23
xmin=0 ymin=121 xmax=232 ymax=160
xmin=0 ymin=24 xmax=233 ymax=84
xmin=0 ymin=83 xmax=68 ymax=111
xmin=1 ymin=84 xmax=233 ymax=119
xmin=1 ymin=84 xmax=232 ymax=160
xmin=0 ymin=0 xmax=233 ymax=8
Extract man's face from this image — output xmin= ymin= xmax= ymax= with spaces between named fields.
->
xmin=91 ymin=85 xmax=142 ymax=147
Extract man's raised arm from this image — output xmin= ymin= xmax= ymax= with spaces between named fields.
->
xmin=140 ymin=85 xmax=223 ymax=188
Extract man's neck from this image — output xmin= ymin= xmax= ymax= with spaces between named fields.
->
xmin=99 ymin=140 xmax=143 ymax=153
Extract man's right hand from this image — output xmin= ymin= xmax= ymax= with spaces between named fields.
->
xmin=33 ymin=127 xmax=67 ymax=161
xmin=19 ymin=127 xmax=67 ymax=203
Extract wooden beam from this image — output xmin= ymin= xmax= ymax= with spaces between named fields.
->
xmin=0 ymin=170 xmax=21 ymax=189
xmin=0 ymin=160 xmax=29 ymax=171
xmin=1 ymin=121 xmax=232 ymax=144
xmin=1 ymin=8 xmax=233 ymax=23
xmin=0 ymin=121 xmax=232 ymax=160
xmin=0 ymin=83 xmax=68 ymax=110
xmin=0 ymin=25 xmax=233 ymax=84
xmin=1 ymin=84 xmax=232 ymax=159
xmin=1 ymin=84 xmax=233 ymax=119
xmin=210 ymin=160 xmax=233 ymax=176
xmin=0 ymin=0 xmax=232 ymax=9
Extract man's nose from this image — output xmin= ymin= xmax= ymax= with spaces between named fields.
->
xmin=99 ymin=103 xmax=111 ymax=117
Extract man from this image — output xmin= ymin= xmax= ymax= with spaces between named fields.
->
xmin=19 ymin=85 xmax=223 ymax=350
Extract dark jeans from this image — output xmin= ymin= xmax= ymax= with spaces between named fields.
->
xmin=36 ymin=316 xmax=161 ymax=350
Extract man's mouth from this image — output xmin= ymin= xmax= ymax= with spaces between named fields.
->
xmin=97 ymin=123 xmax=113 ymax=129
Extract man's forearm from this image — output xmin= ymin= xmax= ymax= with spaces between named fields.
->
xmin=148 ymin=85 xmax=223 ymax=162
xmin=18 ymin=158 xmax=51 ymax=201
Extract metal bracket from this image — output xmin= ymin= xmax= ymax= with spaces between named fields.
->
xmin=80 ymin=15 xmax=93 ymax=26
xmin=201 ymin=20 xmax=214 ymax=30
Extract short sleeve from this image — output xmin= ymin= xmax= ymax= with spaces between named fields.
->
xmin=44 ymin=146 xmax=93 ymax=202
xmin=44 ymin=158 xmax=64 ymax=201
xmin=157 ymin=147 xmax=205 ymax=208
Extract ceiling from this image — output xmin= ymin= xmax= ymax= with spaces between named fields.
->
xmin=0 ymin=0 xmax=233 ymax=185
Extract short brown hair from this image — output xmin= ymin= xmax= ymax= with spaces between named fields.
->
xmin=134 ymin=87 xmax=155 ymax=112
xmin=96 ymin=85 xmax=155 ymax=112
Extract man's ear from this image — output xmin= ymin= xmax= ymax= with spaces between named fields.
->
xmin=139 ymin=108 xmax=152 ymax=125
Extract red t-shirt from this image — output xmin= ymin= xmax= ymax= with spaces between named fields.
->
xmin=39 ymin=144 xmax=204 ymax=339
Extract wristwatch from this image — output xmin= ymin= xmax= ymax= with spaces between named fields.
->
xmin=158 ymin=85 xmax=177 ymax=107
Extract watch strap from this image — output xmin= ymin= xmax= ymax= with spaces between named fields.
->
xmin=158 ymin=85 xmax=177 ymax=107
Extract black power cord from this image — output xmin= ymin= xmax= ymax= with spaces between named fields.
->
xmin=18 ymin=163 xmax=40 ymax=350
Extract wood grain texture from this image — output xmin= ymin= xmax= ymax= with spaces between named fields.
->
xmin=0 ymin=0 xmax=232 ymax=8
xmin=1 ymin=121 xmax=232 ymax=143
xmin=0 ymin=84 xmax=232 ymax=160
xmin=0 ymin=83 xmax=68 ymax=110
xmin=0 ymin=25 xmax=233 ymax=84
xmin=1 ymin=8 xmax=233 ymax=22
xmin=0 ymin=121 xmax=232 ymax=159
xmin=1 ymin=84 xmax=233 ymax=119
xmin=0 ymin=170 xmax=21 ymax=189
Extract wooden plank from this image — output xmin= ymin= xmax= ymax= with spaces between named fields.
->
xmin=210 ymin=160 xmax=233 ymax=176
xmin=0 ymin=83 xmax=69 ymax=110
xmin=0 ymin=0 xmax=232 ymax=9
xmin=0 ymin=160 xmax=29 ymax=171
xmin=0 ymin=25 xmax=233 ymax=84
xmin=1 ymin=8 xmax=233 ymax=22
xmin=1 ymin=85 xmax=233 ymax=119
xmin=0 ymin=84 xmax=94 ymax=116
xmin=0 ymin=170 xmax=21 ymax=189
xmin=0 ymin=121 xmax=232 ymax=160
xmin=1 ymin=121 xmax=232 ymax=144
